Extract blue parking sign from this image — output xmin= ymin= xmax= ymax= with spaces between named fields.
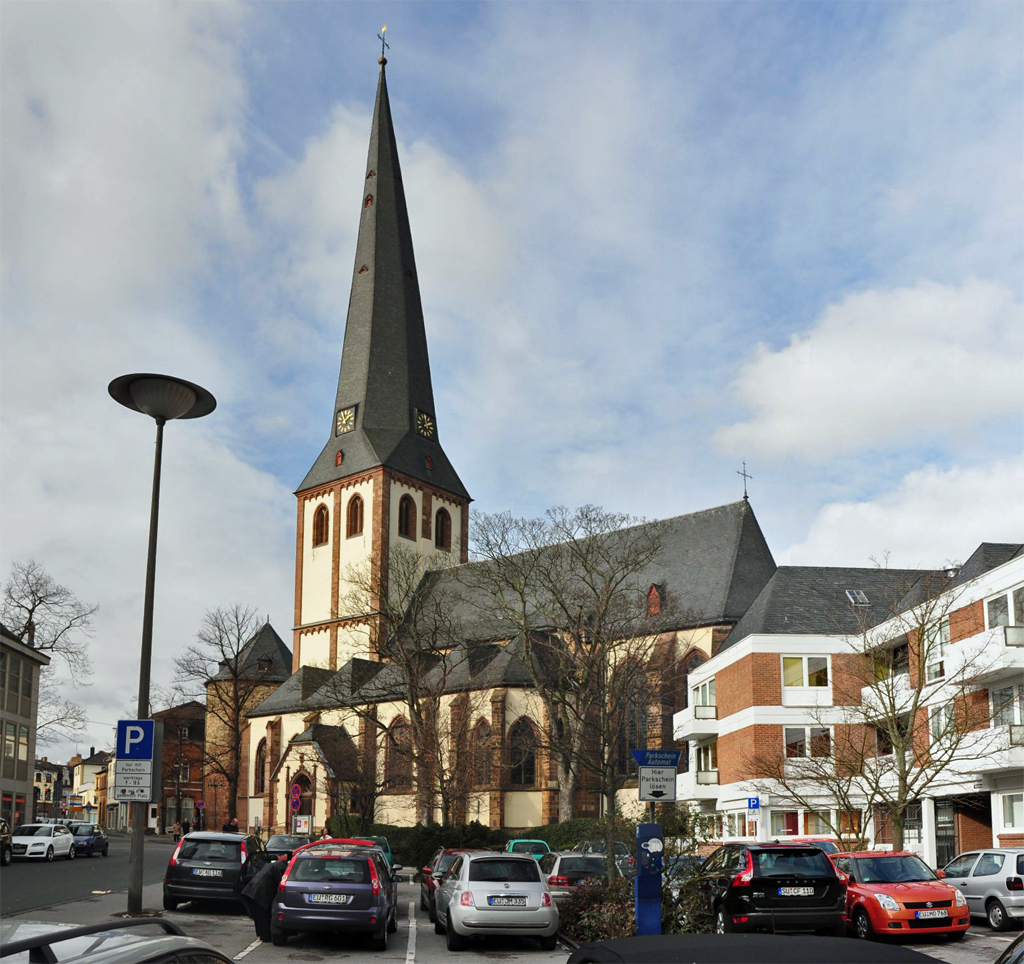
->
xmin=747 ymin=797 xmax=760 ymax=810
xmin=117 ymin=720 xmax=155 ymax=760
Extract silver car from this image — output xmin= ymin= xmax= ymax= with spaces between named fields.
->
xmin=434 ymin=852 xmax=559 ymax=951
xmin=538 ymin=852 xmax=607 ymax=905
xmin=942 ymin=849 xmax=1024 ymax=930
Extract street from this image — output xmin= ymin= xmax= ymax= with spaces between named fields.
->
xmin=1 ymin=834 xmax=1019 ymax=964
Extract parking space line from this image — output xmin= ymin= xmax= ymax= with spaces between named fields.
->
xmin=235 ymin=938 xmax=261 ymax=959
xmin=406 ymin=900 xmax=417 ymax=964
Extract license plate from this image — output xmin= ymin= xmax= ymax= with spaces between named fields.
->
xmin=915 ymin=909 xmax=947 ymax=919
xmin=13 ymin=846 xmax=26 ymax=854
xmin=306 ymin=893 xmax=352 ymax=905
xmin=192 ymin=868 xmax=223 ymax=877
xmin=488 ymin=895 xmax=527 ymax=906
xmin=778 ymin=886 xmax=814 ymax=897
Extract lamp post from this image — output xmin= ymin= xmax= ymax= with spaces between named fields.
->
xmin=109 ymin=373 xmax=215 ymax=916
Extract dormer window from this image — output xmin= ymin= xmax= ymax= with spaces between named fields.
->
xmin=846 ymin=589 xmax=869 ymax=606
xmin=312 ymin=504 xmax=329 ymax=547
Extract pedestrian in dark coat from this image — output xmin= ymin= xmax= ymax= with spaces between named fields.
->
xmin=240 ymin=855 xmax=288 ymax=941
xmin=181 ymin=818 xmax=191 ymax=836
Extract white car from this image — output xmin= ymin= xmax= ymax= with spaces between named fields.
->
xmin=434 ymin=852 xmax=559 ymax=951
xmin=11 ymin=823 xmax=76 ymax=861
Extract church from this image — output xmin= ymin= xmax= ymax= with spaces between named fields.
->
xmin=214 ymin=56 xmax=784 ymax=835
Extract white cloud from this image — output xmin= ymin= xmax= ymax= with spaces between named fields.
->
xmin=779 ymin=455 xmax=1024 ymax=568
xmin=714 ymin=280 xmax=1023 ymax=460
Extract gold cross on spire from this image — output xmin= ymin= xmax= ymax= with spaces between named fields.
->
xmin=378 ymin=25 xmax=389 ymax=63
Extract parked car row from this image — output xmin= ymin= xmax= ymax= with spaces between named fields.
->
xmin=3 ymin=822 xmax=110 ymax=861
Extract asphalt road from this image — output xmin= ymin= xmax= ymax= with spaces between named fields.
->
xmin=0 ymin=832 xmax=172 ymax=916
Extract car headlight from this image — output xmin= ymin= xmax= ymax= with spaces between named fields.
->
xmin=954 ymin=889 xmax=966 ymax=907
xmin=873 ymin=893 xmax=900 ymax=912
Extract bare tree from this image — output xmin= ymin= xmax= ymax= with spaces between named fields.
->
xmin=746 ymin=569 xmax=998 ymax=851
xmin=173 ymin=605 xmax=279 ymax=824
xmin=35 ymin=666 xmax=88 ymax=746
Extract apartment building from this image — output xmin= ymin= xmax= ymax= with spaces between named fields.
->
xmin=674 ymin=543 xmax=1023 ymax=868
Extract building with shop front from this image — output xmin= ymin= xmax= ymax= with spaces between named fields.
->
xmin=33 ymin=757 xmax=72 ymax=819
xmin=153 ymin=701 xmax=206 ymax=833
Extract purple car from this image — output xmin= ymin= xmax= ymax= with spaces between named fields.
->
xmin=271 ymin=846 xmax=399 ymax=949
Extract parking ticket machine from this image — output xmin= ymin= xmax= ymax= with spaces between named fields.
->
xmin=634 ymin=823 xmax=664 ymax=935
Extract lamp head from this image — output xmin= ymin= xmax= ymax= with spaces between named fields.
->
xmin=108 ymin=373 xmax=216 ymax=421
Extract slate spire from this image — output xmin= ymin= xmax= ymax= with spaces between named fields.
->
xmin=298 ymin=59 xmax=469 ymax=499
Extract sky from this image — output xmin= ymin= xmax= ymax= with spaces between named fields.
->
xmin=2 ymin=1 xmax=1021 ymax=765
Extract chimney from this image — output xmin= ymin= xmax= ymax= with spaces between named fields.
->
xmin=26 ymin=620 xmax=36 ymax=645
xmin=90 ymin=746 xmax=95 ymax=758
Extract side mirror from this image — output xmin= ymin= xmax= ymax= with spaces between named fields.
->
xmin=422 ymin=866 xmax=432 ymax=874
xmin=935 ymin=869 xmax=946 ymax=879
xmin=432 ymin=871 xmax=444 ymax=879
xmin=392 ymin=863 xmax=403 ymax=873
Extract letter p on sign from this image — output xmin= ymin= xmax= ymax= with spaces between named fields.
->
xmin=117 ymin=720 xmax=155 ymax=760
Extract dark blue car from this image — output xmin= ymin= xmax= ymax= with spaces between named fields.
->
xmin=68 ymin=822 xmax=109 ymax=857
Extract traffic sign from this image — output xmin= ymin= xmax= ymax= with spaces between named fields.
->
xmin=116 ymin=720 xmax=155 ymax=760
xmin=747 ymin=797 xmax=760 ymax=810
xmin=115 ymin=760 xmax=152 ymax=776
xmin=195 ymin=800 xmax=205 ymax=809
xmin=638 ymin=766 xmax=677 ymax=802
xmin=113 ymin=786 xmax=150 ymax=801
xmin=631 ymin=749 xmax=681 ymax=769
xmin=290 ymin=795 xmax=301 ymax=812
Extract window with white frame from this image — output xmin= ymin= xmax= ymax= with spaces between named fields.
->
xmin=987 ymin=585 xmax=1024 ymax=629
xmin=929 ymin=704 xmax=954 ymax=744
xmin=1003 ymin=793 xmax=1023 ymax=829
xmin=724 ymin=811 xmax=750 ymax=837
xmin=992 ymin=684 xmax=1024 ymax=727
xmin=696 ymin=741 xmax=717 ymax=771
xmin=692 ymin=678 xmax=715 ymax=706
xmin=925 ymin=618 xmax=950 ymax=681
xmin=771 ymin=810 xmax=799 ymax=835
xmin=785 ymin=726 xmax=831 ymax=758
xmin=805 ymin=810 xmax=831 ymax=834
xmin=782 ymin=656 xmax=829 ymax=687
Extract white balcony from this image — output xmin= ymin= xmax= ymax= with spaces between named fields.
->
xmin=974 ymin=725 xmax=1024 ymax=774
xmin=943 ymin=629 xmax=1024 ymax=686
xmin=674 ymin=704 xmax=719 ymax=740
xmin=677 ymin=769 xmax=720 ymax=802
xmin=861 ymin=672 xmax=915 ymax=719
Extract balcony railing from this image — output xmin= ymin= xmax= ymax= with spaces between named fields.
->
xmin=1011 ymin=725 xmax=1024 ymax=747
xmin=694 ymin=705 xmax=718 ymax=719
xmin=1005 ymin=626 xmax=1024 ymax=647
xmin=696 ymin=770 xmax=719 ymax=785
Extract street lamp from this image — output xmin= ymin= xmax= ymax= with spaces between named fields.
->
xmin=109 ymin=373 xmax=215 ymax=916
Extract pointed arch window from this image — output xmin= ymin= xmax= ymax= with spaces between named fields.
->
xmin=398 ymin=495 xmax=416 ymax=540
xmin=435 ymin=508 xmax=452 ymax=552
xmin=254 ymin=739 xmax=267 ymax=795
xmin=385 ymin=720 xmax=412 ymax=791
xmin=312 ymin=504 xmax=329 ymax=547
xmin=509 ymin=718 xmax=537 ymax=787
xmin=347 ymin=495 xmax=364 ymax=538
xmin=472 ymin=720 xmax=492 ymax=787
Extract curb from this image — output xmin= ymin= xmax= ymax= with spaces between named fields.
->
xmin=559 ymin=932 xmax=579 ymax=950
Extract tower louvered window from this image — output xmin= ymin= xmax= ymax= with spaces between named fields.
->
xmin=312 ymin=504 xmax=329 ymax=547
xmin=435 ymin=508 xmax=452 ymax=551
xmin=398 ymin=495 xmax=416 ymax=540
xmin=347 ymin=495 xmax=364 ymax=537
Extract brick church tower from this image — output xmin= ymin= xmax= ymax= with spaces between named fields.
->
xmin=292 ymin=57 xmax=470 ymax=673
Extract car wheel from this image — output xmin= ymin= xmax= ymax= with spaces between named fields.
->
xmin=369 ymin=927 xmax=388 ymax=951
xmin=714 ymin=906 xmax=729 ymax=935
xmin=45 ymin=847 xmax=54 ymax=862
xmin=987 ymin=899 xmax=1011 ymax=931
xmin=1 ymin=845 xmax=11 ymax=867
xmin=428 ymin=898 xmax=437 ymax=923
xmin=854 ymin=908 xmax=873 ymax=940
xmin=66 ymin=845 xmax=76 ymax=860
xmin=434 ymin=910 xmax=445 ymax=935
xmin=102 ymin=846 xmax=109 ymax=856
xmin=87 ymin=845 xmax=94 ymax=857
xmin=162 ymin=895 xmax=178 ymax=911
xmin=271 ymin=930 xmax=288 ymax=947
xmin=387 ymin=907 xmax=398 ymax=934
xmin=445 ymin=920 xmax=464 ymax=951
xmin=539 ymin=934 xmax=558 ymax=951
xmin=948 ymin=931 xmax=967 ymax=941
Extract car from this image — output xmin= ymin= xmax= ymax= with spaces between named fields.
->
xmin=270 ymin=844 xmax=400 ymax=949
xmin=995 ymin=931 xmax=1024 ymax=964
xmin=692 ymin=842 xmax=846 ymax=935
xmin=833 ymin=850 xmax=969 ymax=941
xmin=573 ymin=838 xmax=636 ymax=876
xmin=365 ymin=835 xmax=394 ymax=868
xmin=1 ymin=818 xmax=12 ymax=866
xmin=10 ymin=823 xmax=76 ymax=861
xmin=504 ymin=838 xmax=550 ymax=860
xmin=420 ymin=848 xmax=490 ymax=920
xmin=264 ymin=834 xmax=310 ymax=859
xmin=942 ymin=848 xmax=1024 ymax=930
xmin=162 ymin=831 xmax=266 ymax=910
xmin=539 ymin=851 xmax=608 ymax=905
xmin=775 ymin=836 xmax=842 ymax=856
xmin=434 ymin=851 xmax=559 ymax=951
xmin=292 ymin=838 xmax=402 ymax=878
xmin=0 ymin=918 xmax=234 ymax=964
xmin=68 ymin=823 xmax=110 ymax=857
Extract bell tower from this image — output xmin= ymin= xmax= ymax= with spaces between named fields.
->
xmin=292 ymin=58 xmax=470 ymax=672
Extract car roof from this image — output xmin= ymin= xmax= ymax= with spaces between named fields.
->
xmin=181 ymin=831 xmax=247 ymax=840
xmin=441 ymin=847 xmax=490 ymax=855
xmin=467 ymin=851 xmax=536 ymax=860
xmin=293 ymin=847 xmax=373 ymax=860
xmin=836 ymin=851 xmax=920 ymax=859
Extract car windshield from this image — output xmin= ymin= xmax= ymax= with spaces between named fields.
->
xmin=558 ymin=857 xmax=606 ymax=876
xmin=470 ymin=859 xmax=541 ymax=882
xmin=179 ymin=839 xmax=240 ymax=861
xmin=811 ymin=840 xmax=839 ymax=855
xmin=18 ymin=826 xmax=52 ymax=837
xmin=69 ymin=824 xmax=94 ymax=835
xmin=267 ymin=835 xmax=308 ymax=849
xmin=854 ymin=854 xmax=936 ymax=883
xmin=756 ymin=849 xmax=835 ymax=877
xmin=1019 ymin=854 xmax=1024 ymax=875
xmin=290 ymin=856 xmax=369 ymax=883
xmin=510 ymin=842 xmax=547 ymax=855
xmin=439 ymin=854 xmax=460 ymax=872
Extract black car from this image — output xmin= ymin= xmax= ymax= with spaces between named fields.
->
xmin=265 ymin=834 xmax=311 ymax=859
xmin=694 ymin=843 xmax=846 ymax=935
xmin=1 ymin=818 xmax=12 ymax=866
xmin=68 ymin=822 xmax=110 ymax=857
xmin=162 ymin=831 xmax=266 ymax=910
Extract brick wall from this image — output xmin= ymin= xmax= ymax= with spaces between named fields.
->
xmin=997 ymin=833 xmax=1024 ymax=847
xmin=716 ymin=653 xmax=782 ymax=717
xmin=949 ymin=601 xmax=984 ymax=643
xmin=718 ymin=724 xmax=784 ymax=784
xmin=832 ymin=653 xmax=870 ymax=705
xmin=956 ymin=805 xmax=992 ymax=851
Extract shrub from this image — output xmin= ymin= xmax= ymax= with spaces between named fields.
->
xmin=559 ymin=877 xmax=635 ymax=943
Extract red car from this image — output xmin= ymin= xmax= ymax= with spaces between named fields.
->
xmin=834 ymin=851 xmax=969 ymax=941
xmin=418 ymin=848 xmax=489 ymax=921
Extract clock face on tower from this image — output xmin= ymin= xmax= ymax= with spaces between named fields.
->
xmin=335 ymin=406 xmax=356 ymax=436
xmin=415 ymin=410 xmax=436 ymax=439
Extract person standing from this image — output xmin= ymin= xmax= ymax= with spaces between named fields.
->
xmin=181 ymin=818 xmax=191 ymax=836
xmin=319 ymin=827 xmax=329 ymax=840
xmin=172 ymin=820 xmax=181 ymax=843
xmin=240 ymin=854 xmax=288 ymax=941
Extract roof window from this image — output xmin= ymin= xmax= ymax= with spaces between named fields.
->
xmin=846 ymin=589 xmax=869 ymax=606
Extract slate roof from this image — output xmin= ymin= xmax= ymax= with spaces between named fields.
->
xmin=272 ymin=723 xmax=360 ymax=782
xmin=951 ymin=543 xmax=1024 ymax=587
xmin=246 ymin=666 xmax=336 ymax=718
xmin=298 ymin=62 xmax=469 ymax=500
xmin=720 ymin=565 xmax=941 ymax=651
xmin=212 ymin=622 xmax=292 ymax=683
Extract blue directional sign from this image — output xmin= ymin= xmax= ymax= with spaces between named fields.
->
xmin=747 ymin=797 xmax=760 ymax=810
xmin=631 ymin=748 xmax=681 ymax=769
xmin=116 ymin=720 xmax=155 ymax=760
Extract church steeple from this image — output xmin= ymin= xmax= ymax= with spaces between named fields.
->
xmin=298 ymin=59 xmax=469 ymax=501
